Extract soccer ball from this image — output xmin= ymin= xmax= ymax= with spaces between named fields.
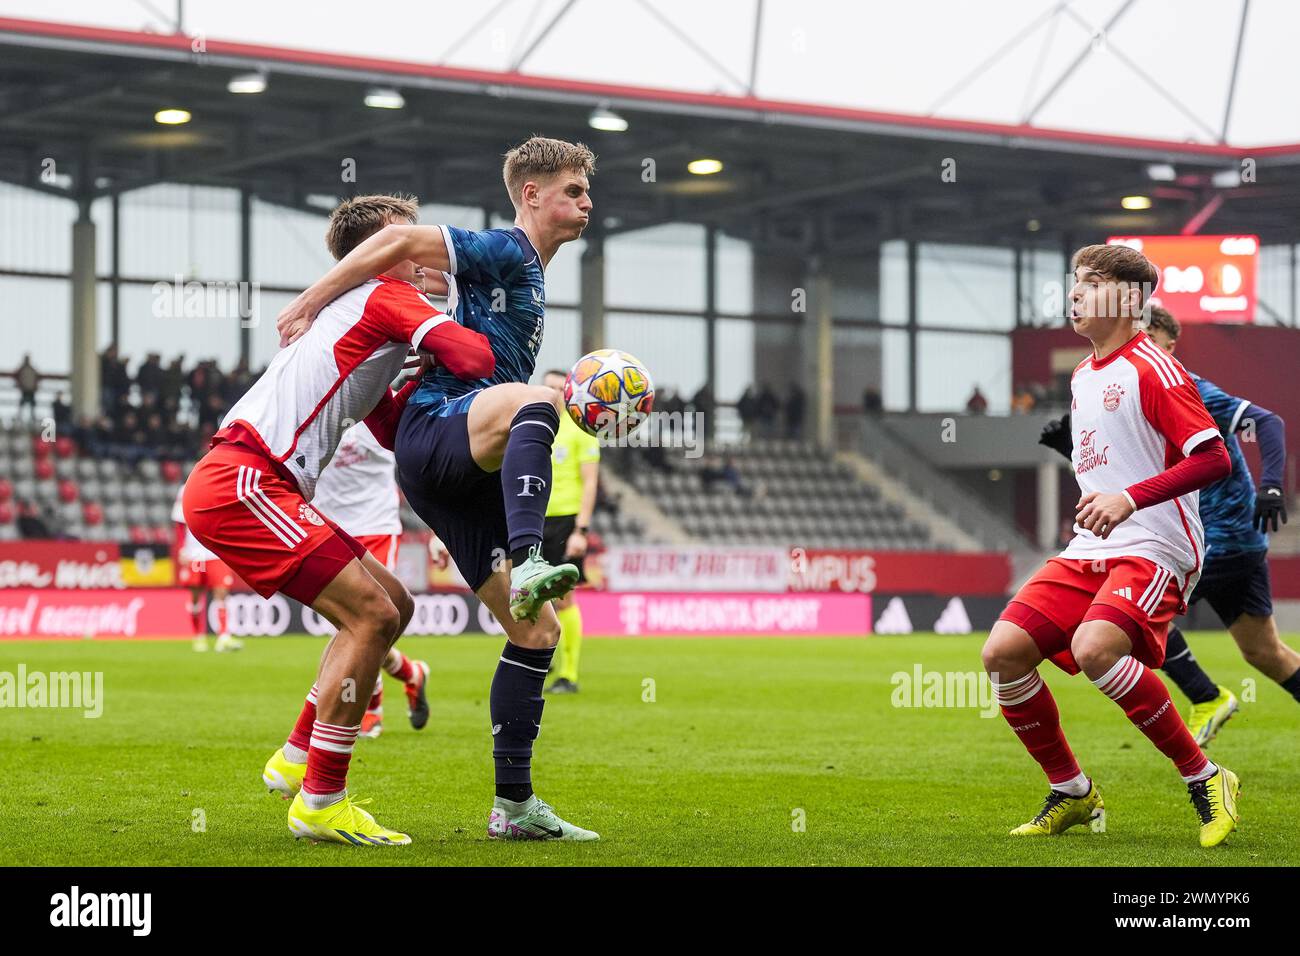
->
xmin=564 ymin=348 xmax=655 ymax=437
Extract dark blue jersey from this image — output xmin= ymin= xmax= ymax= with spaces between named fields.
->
xmin=409 ymin=225 xmax=545 ymax=410
xmin=1193 ymin=374 xmax=1267 ymax=560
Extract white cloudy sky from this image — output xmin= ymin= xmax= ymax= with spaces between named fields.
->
xmin=3 ymin=0 xmax=1297 ymax=144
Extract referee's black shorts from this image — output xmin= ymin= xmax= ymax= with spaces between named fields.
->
xmin=542 ymin=513 xmax=586 ymax=583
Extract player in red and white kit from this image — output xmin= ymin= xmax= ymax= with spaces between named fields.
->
xmin=172 ymin=482 xmax=242 ymax=654
xmin=981 ymin=243 xmax=1239 ymax=848
xmin=312 ymin=420 xmax=430 ymax=739
xmin=183 ymin=194 xmax=493 ymax=847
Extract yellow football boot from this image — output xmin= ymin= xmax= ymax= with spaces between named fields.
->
xmin=262 ymin=747 xmax=306 ymax=799
xmin=1186 ymin=686 xmax=1238 ymax=747
xmin=1010 ymin=782 xmax=1105 ymax=836
xmin=287 ymin=793 xmax=411 ymax=846
xmin=1189 ymin=766 xmax=1240 ymax=848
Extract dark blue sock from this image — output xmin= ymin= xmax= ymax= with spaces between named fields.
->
xmin=1160 ymin=625 xmax=1219 ymax=705
xmin=490 ymin=641 xmax=555 ymax=801
xmin=1280 ymin=667 xmax=1300 ymax=703
xmin=502 ymin=401 xmax=559 ymax=560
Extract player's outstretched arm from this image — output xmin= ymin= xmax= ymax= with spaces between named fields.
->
xmin=1077 ymin=436 xmax=1231 ymax=540
xmin=276 ymin=224 xmax=453 ymax=345
xmin=1238 ymin=404 xmax=1288 ymax=531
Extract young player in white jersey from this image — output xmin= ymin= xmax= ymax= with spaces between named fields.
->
xmin=981 ymin=243 xmax=1239 ymax=848
xmin=312 ymin=421 xmax=430 ymax=739
xmin=171 ymin=483 xmax=242 ymax=653
xmin=183 ymin=194 xmax=494 ymax=847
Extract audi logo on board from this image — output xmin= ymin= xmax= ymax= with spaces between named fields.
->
xmin=223 ymin=593 xmax=498 ymax=637
xmin=217 ymin=594 xmax=292 ymax=636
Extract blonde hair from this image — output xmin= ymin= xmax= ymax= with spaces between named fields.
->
xmin=325 ymin=193 xmax=419 ymax=260
xmin=502 ymin=136 xmax=596 ymax=205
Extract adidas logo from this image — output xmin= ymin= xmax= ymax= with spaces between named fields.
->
xmin=1112 ymin=586 xmax=1133 ymax=601
xmin=933 ymin=597 xmax=972 ymax=635
xmin=875 ymin=596 xmax=913 ymax=635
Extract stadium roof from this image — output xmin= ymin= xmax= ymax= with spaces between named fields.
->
xmin=3 ymin=5 xmax=1300 ymax=248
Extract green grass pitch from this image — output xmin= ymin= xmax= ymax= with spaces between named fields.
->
xmin=2 ymin=632 xmax=1296 ymax=866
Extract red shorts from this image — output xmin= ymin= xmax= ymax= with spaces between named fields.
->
xmin=175 ymin=556 xmax=235 ymax=591
xmin=182 ymin=442 xmax=367 ymax=603
xmin=355 ymin=533 xmax=400 ymax=571
xmin=999 ymin=556 xmax=1183 ymax=674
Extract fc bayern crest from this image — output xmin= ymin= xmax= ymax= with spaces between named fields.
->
xmin=298 ymin=504 xmax=325 ymax=526
xmin=1102 ymin=383 xmax=1126 ymax=411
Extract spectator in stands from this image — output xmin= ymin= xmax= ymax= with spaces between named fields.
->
xmin=657 ymin=387 xmax=686 ymax=445
xmin=187 ymin=361 xmax=211 ymax=408
xmin=862 ymin=386 xmax=883 ymax=415
xmin=162 ymin=354 xmax=185 ymax=409
xmin=690 ymin=383 xmax=715 ymax=426
xmin=135 ymin=352 xmax=164 ymax=405
xmin=1011 ymin=383 xmax=1037 ymax=415
xmin=965 ymin=384 xmax=988 ymax=415
xmin=224 ymin=357 xmax=253 ymax=405
xmin=92 ymin=415 xmax=115 ymax=457
xmin=14 ymin=354 xmax=40 ymax=424
xmin=116 ymin=410 xmax=149 ymax=465
xmin=198 ymin=392 xmax=226 ymax=431
xmin=756 ymin=383 xmax=780 ymax=438
xmin=700 ymin=454 xmax=750 ymax=497
xmin=52 ymin=392 xmax=72 ymax=433
xmin=737 ymin=385 xmax=758 ymax=440
xmin=99 ymin=345 xmax=130 ymax=411
xmin=16 ymin=500 xmax=52 ymax=540
xmin=785 ymin=382 xmax=806 ymax=440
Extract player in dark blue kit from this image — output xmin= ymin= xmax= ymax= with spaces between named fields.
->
xmin=1040 ymin=306 xmax=1299 ymax=746
xmin=276 ymin=137 xmax=600 ymax=840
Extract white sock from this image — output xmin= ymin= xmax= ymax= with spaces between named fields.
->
xmin=1052 ymin=772 xmax=1090 ymax=797
xmin=1183 ymin=761 xmax=1218 ymax=785
xmin=301 ymin=789 xmax=346 ymax=810
xmin=282 ymin=743 xmax=308 ymax=763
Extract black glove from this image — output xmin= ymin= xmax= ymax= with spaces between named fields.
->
xmin=1038 ymin=413 xmax=1073 ymax=461
xmin=1253 ymin=486 xmax=1288 ymax=534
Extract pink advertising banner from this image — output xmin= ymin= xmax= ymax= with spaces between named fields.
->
xmin=577 ymin=591 xmax=873 ymax=636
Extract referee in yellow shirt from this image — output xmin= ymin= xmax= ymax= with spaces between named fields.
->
xmin=542 ymin=368 xmax=601 ymax=694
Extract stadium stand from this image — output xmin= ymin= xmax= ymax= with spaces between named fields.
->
xmin=606 ymin=438 xmax=933 ymax=550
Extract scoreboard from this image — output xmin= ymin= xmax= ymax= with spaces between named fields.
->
xmin=1107 ymin=234 xmax=1259 ymax=323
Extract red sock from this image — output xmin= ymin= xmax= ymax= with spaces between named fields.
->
xmin=385 ymin=650 xmax=416 ymax=683
xmin=993 ymin=670 xmax=1083 ymax=786
xmin=1093 ymin=656 xmax=1210 ymax=780
xmin=285 ymin=684 xmax=318 ymax=756
xmin=187 ymin=599 xmax=203 ymax=636
xmin=214 ymin=599 xmax=228 ymax=638
xmin=302 ymin=719 xmax=360 ymax=797
xmin=367 ymin=676 xmax=383 ymax=714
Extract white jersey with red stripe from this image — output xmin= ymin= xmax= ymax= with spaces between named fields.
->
xmin=310 ymin=422 xmax=402 ymax=536
xmin=217 ymin=274 xmax=444 ymax=501
xmin=1059 ymin=332 xmax=1220 ymax=594
xmin=171 ymin=483 xmax=218 ymax=562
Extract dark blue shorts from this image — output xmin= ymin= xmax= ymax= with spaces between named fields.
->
xmin=1189 ymin=549 xmax=1273 ymax=627
xmin=395 ymin=391 xmax=506 ymax=592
